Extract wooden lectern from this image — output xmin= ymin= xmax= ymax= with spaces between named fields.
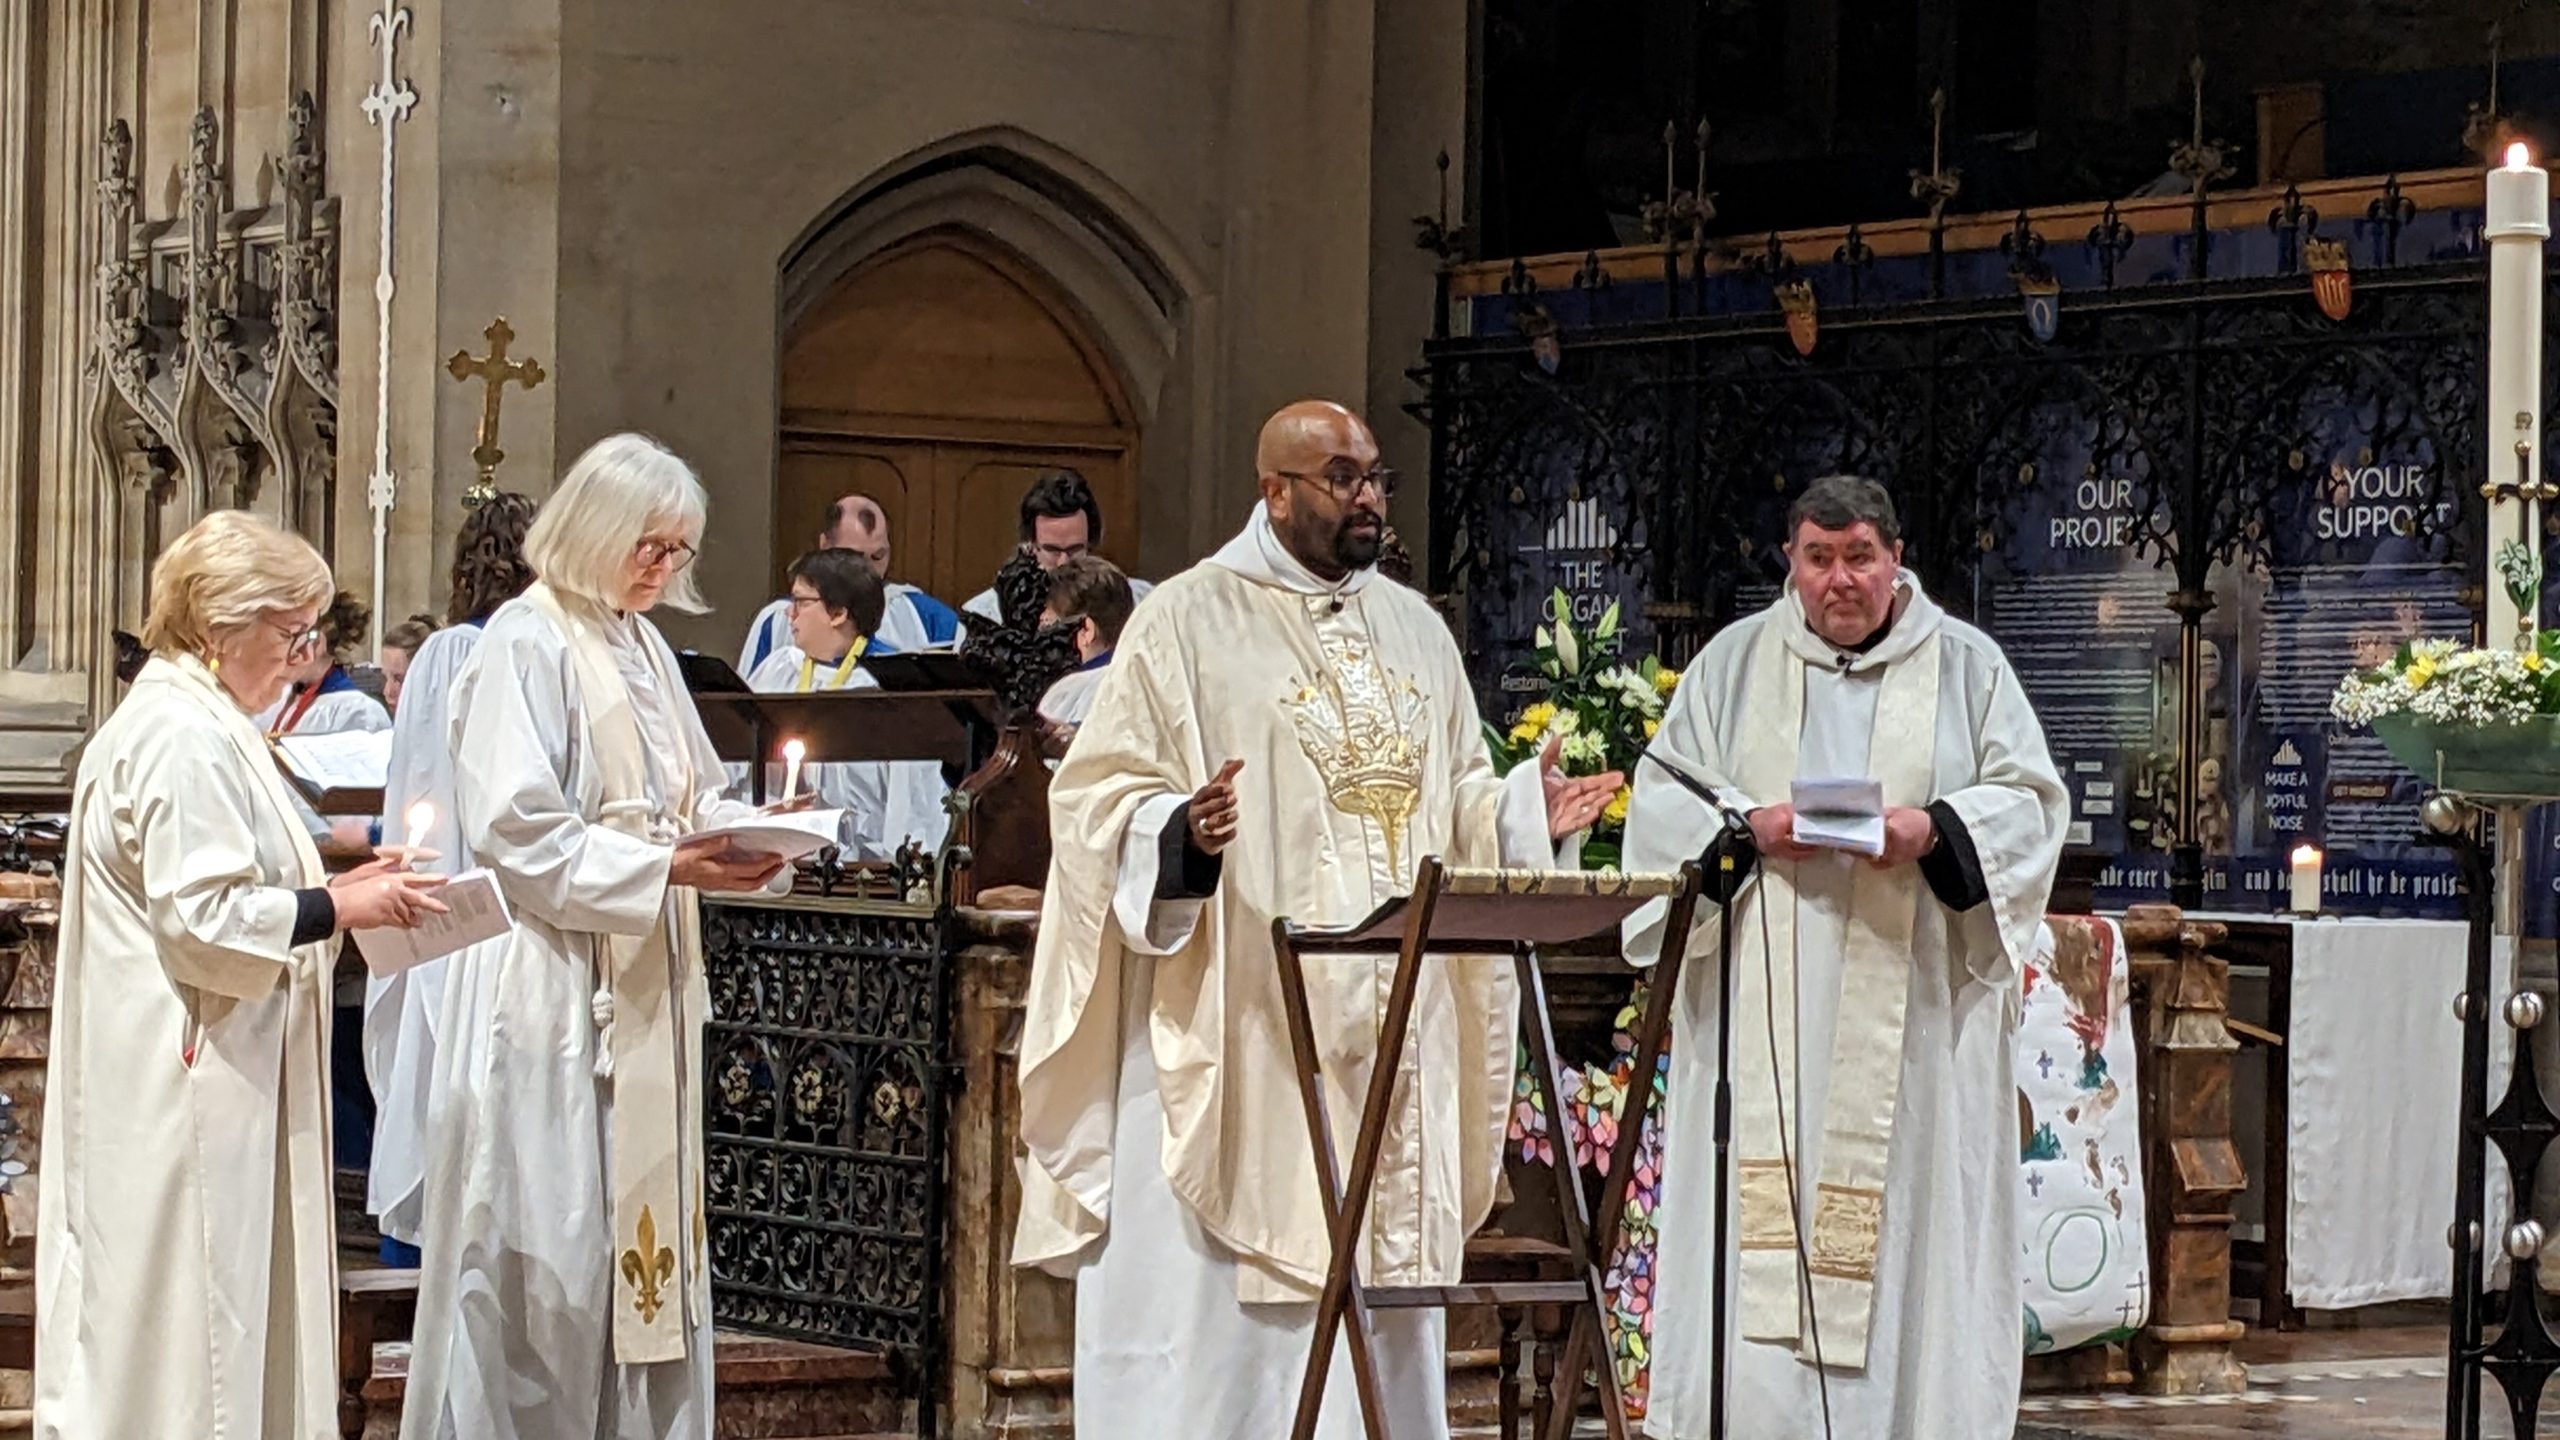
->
xmin=679 ymin=652 xmax=1051 ymax=898
xmin=1272 ymin=859 xmax=1704 ymax=1440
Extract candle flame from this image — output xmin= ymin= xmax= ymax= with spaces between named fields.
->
xmin=2290 ymin=843 xmax=2321 ymax=866
xmin=782 ymin=738 xmax=806 ymax=763
xmin=405 ymin=800 xmax=434 ymax=834
xmin=2509 ymin=141 xmax=2534 ymax=172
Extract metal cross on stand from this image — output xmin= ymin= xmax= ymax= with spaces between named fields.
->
xmin=446 ymin=317 xmax=546 ymax=508
xmin=1909 ymin=87 xmax=1962 ymax=221
xmin=2168 ymin=58 xmax=2234 ymax=194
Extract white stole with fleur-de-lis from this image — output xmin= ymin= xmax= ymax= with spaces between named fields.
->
xmin=523 ymin=582 xmax=702 ymax=1365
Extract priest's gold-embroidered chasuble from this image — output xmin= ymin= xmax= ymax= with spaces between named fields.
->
xmin=1620 ymin=574 xmax=2068 ymax=1440
xmin=1016 ymin=505 xmax=1551 ymax=1439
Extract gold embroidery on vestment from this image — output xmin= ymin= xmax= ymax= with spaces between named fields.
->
xmin=1287 ymin=631 xmax=1429 ymax=874
xmin=621 ymin=1204 xmax=677 ymax=1324
xmin=1807 ymin=1182 xmax=1886 ymax=1282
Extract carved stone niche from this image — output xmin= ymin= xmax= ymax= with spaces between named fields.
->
xmin=85 ymin=96 xmax=341 ymax=631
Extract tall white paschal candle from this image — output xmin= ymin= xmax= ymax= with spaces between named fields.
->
xmin=2487 ymin=141 xmax=2549 ymax=645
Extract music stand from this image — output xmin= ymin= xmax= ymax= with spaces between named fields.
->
xmin=1272 ymin=858 xmax=1704 ymax=1440
xmin=684 ymin=675 xmax=1001 ymax=805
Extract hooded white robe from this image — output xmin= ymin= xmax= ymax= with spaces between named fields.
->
xmin=1014 ymin=505 xmax=1552 ymax=1440
xmin=1621 ymin=575 xmax=2067 ymax=1440
xmin=397 ymin=596 xmax=779 ymax=1440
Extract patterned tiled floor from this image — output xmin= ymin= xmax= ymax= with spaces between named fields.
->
xmin=1454 ymin=1327 xmax=2558 ymax=1438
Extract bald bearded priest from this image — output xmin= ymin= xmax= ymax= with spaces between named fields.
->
xmin=1014 ymin=400 xmax=1621 ymax=1439
xmin=1622 ymin=476 xmax=2068 ymax=1440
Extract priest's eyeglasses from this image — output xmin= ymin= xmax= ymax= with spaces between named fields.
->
xmin=633 ymin=537 xmax=698 ymax=572
xmin=1279 ymin=463 xmax=1399 ymax=503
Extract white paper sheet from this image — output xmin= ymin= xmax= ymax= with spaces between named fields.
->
xmin=687 ymin=807 xmax=847 ymax=862
xmin=353 ymin=868 xmax=512 ymax=975
xmin=274 ymin=729 xmax=393 ymax=792
xmin=1789 ymin=775 xmax=1885 ymax=856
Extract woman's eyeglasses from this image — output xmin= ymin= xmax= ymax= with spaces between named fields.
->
xmin=633 ymin=537 xmax=698 ymax=572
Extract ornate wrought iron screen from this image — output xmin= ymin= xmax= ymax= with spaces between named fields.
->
xmin=701 ymin=895 xmax=953 ymax=1401
xmin=1417 ymin=173 xmax=2560 ymax=924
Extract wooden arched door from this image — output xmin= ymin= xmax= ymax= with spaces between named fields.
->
xmin=777 ymin=231 xmax=1141 ymax=605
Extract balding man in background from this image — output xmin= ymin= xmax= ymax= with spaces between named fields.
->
xmin=738 ymin=494 xmax=960 ymax=671
xmin=1012 ymin=399 xmax=1621 ymax=1438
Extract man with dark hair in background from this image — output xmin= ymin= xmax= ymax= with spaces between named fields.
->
xmin=959 ymin=468 xmax=1153 ymax=634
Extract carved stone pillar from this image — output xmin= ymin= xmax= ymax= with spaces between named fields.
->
xmin=2122 ymin=903 xmax=2248 ymax=1395
xmin=943 ymin=906 xmax=1072 ymax=1439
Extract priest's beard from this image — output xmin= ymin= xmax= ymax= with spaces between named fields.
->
xmin=1281 ymin=504 xmax=1385 ymax=580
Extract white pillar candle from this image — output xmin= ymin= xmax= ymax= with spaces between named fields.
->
xmin=2288 ymin=843 xmax=2323 ymax=915
xmin=781 ymin=737 xmax=806 ymax=804
xmin=402 ymin=800 xmax=434 ymax=868
xmin=2486 ymin=142 xmax=2549 ymax=646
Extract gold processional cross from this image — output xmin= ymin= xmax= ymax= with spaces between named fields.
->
xmin=446 ymin=317 xmax=546 ymax=507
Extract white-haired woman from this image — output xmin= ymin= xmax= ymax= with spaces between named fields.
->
xmin=400 ymin=434 xmax=789 ymax=1440
xmin=37 ymin=510 xmax=447 ymax=1440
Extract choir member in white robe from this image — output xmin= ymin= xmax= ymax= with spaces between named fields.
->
xmin=364 ymin=491 xmax=539 ymax=1256
xmin=38 ymin=510 xmax=447 ymax=1440
xmin=399 ymin=436 xmax=796 ymax=1440
xmin=1014 ymin=401 xmax=1623 ymax=1440
xmin=1619 ymin=476 xmax=2068 ymax=1440
xmin=380 ymin=613 xmax=440 ymax=715
xmin=956 ymin=469 xmax=1151 ymax=635
xmin=1033 ymin=555 xmax=1135 ymax=731
xmin=742 ymin=547 xmax=950 ymax=860
xmin=736 ymin=492 xmax=957 ymax=669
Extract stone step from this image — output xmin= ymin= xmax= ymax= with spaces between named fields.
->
xmin=363 ymin=1332 xmax=906 ymax=1440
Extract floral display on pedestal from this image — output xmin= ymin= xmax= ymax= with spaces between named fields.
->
xmin=1488 ymin=590 xmax=1679 ymax=1415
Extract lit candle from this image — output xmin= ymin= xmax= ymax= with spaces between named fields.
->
xmin=402 ymin=800 xmax=434 ymax=869
xmin=780 ymin=737 xmax=806 ymax=805
xmin=2486 ymin=142 xmax=2548 ymax=645
xmin=2289 ymin=843 xmax=2324 ymax=915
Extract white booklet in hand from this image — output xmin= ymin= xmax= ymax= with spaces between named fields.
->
xmin=686 ymin=807 xmax=847 ymax=863
xmin=1790 ymin=776 xmax=1887 ymax=857
xmin=353 ymin=868 xmax=513 ymax=976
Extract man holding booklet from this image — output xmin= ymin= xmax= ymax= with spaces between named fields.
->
xmin=1617 ymin=474 xmax=2070 ymax=1440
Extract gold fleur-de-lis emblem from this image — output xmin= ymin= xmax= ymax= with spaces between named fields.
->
xmin=620 ymin=1204 xmax=677 ymax=1324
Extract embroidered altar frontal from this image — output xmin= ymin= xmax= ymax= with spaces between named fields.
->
xmin=700 ymin=893 xmax=954 ymax=1374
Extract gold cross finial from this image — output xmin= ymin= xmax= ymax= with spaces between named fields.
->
xmin=446 ymin=317 xmax=546 ymax=507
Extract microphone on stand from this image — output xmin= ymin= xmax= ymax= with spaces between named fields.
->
xmin=1635 ymin=746 xmax=1760 ymax=901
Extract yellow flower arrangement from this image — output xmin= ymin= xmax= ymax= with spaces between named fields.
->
xmin=1509 ymin=700 xmax=1559 ymax=744
xmin=1603 ymin=785 xmax=1632 ymax=826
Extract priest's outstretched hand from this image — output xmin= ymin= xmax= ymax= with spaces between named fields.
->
xmin=1537 ymin=735 xmax=1623 ymax=840
xmin=1189 ymin=758 xmax=1245 ymax=855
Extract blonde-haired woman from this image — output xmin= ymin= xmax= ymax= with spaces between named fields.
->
xmin=401 ymin=434 xmax=789 ymax=1440
xmin=37 ymin=509 xmax=446 ymax=1440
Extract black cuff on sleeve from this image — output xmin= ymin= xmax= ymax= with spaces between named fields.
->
xmin=1919 ymin=800 xmax=1991 ymax=913
xmin=289 ymin=887 xmax=338 ymax=947
xmin=1154 ymin=800 xmax=1225 ymax=901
